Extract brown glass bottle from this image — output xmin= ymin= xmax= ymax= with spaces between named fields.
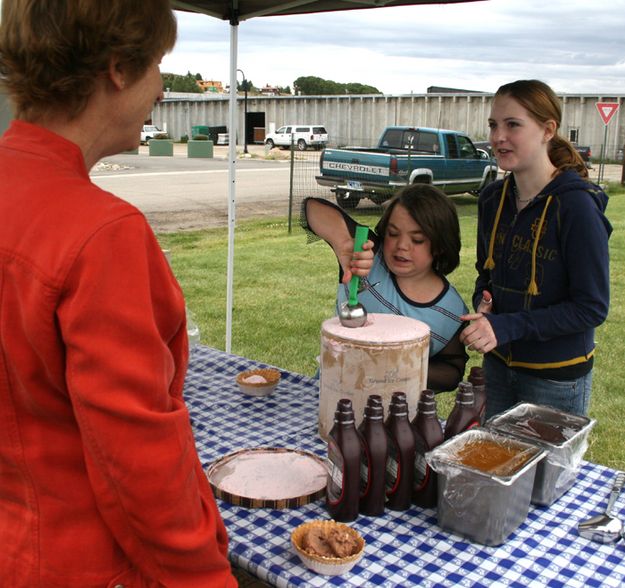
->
xmin=468 ymin=366 xmax=487 ymax=425
xmin=358 ymin=395 xmax=387 ymax=516
xmin=444 ymin=381 xmax=481 ymax=441
xmin=384 ymin=391 xmax=415 ymax=511
xmin=411 ymin=389 xmax=444 ymax=508
xmin=326 ymin=398 xmax=362 ymax=522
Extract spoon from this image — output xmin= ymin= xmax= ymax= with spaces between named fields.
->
xmin=338 ymin=225 xmax=369 ymax=328
xmin=577 ymin=471 xmax=625 ymax=543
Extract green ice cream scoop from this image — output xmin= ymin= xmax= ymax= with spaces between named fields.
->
xmin=338 ymin=225 xmax=369 ymax=328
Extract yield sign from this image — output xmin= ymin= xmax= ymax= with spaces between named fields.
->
xmin=596 ymin=102 xmax=619 ymax=125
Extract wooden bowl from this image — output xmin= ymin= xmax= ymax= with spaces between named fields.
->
xmin=236 ymin=368 xmax=281 ymax=397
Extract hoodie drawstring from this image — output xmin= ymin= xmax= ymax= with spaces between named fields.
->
xmin=484 ymin=177 xmax=508 ymax=270
xmin=527 ymin=195 xmax=553 ymax=296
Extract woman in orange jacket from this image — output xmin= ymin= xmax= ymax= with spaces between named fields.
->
xmin=0 ymin=1 xmax=236 ymax=586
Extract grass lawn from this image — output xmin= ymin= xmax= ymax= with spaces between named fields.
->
xmin=158 ymin=182 xmax=625 ymax=470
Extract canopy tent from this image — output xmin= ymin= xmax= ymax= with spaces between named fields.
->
xmin=171 ymin=0 xmax=486 ymax=352
xmin=173 ymin=0 xmax=482 ymax=20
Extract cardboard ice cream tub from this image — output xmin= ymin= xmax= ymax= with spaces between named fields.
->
xmin=319 ymin=314 xmax=429 ymax=440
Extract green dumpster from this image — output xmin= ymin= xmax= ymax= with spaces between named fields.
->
xmin=191 ymin=125 xmax=210 ymax=138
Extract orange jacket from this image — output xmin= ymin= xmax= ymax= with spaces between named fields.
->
xmin=0 ymin=121 xmax=236 ymax=587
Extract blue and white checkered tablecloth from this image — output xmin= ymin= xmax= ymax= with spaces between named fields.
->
xmin=184 ymin=345 xmax=625 ymax=588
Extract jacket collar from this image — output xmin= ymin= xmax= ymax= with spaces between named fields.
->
xmin=2 ymin=120 xmax=88 ymax=180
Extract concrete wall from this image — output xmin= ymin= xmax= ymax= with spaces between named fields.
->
xmin=2 ymin=89 xmax=621 ymax=160
xmin=153 ymin=92 xmax=625 ymax=160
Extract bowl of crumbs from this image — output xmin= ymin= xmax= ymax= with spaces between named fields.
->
xmin=236 ymin=368 xmax=281 ymax=397
xmin=291 ymin=520 xmax=365 ymax=576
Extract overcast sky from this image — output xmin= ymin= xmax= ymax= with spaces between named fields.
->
xmin=162 ymin=0 xmax=625 ymax=95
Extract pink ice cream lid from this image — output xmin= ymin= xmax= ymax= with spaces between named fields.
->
xmin=322 ymin=313 xmax=429 ymax=343
xmin=206 ymin=448 xmax=328 ymax=509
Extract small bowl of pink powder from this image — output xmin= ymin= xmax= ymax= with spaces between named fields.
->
xmin=236 ymin=368 xmax=281 ymax=397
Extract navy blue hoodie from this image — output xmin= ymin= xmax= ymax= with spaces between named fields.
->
xmin=473 ymin=170 xmax=612 ymax=378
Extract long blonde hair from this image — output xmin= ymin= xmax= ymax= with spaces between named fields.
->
xmin=495 ymin=80 xmax=588 ymax=179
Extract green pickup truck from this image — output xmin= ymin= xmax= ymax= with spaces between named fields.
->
xmin=315 ymin=126 xmax=498 ymax=209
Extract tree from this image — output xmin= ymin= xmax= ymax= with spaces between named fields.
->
xmin=237 ymin=79 xmax=254 ymax=92
xmin=161 ymin=71 xmax=203 ymax=93
xmin=345 ymin=82 xmax=380 ymax=95
xmin=293 ymin=76 xmax=381 ymax=96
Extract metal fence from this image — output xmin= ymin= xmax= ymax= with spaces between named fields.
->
xmin=287 ymin=139 xmax=389 ymax=232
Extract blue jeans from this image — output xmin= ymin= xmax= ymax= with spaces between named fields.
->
xmin=483 ymin=354 xmax=592 ymax=419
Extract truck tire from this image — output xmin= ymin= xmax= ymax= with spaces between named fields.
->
xmin=297 ymin=139 xmax=307 ymax=151
xmin=335 ymin=190 xmax=360 ymax=210
xmin=479 ymin=171 xmax=498 ymax=192
xmin=470 ymin=171 xmax=498 ymax=196
xmin=265 ymin=139 xmax=275 ymax=149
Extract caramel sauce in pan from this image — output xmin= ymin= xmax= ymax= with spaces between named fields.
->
xmin=455 ymin=439 xmax=533 ymax=476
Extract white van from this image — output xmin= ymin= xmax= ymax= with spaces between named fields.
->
xmin=264 ymin=125 xmax=328 ymax=151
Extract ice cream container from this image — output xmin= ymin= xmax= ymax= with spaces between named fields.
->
xmin=426 ymin=428 xmax=546 ymax=546
xmin=486 ymin=403 xmax=595 ymax=506
xmin=319 ymin=314 xmax=429 ymax=440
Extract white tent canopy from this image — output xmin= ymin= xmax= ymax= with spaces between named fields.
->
xmin=171 ymin=0 xmax=486 ymax=352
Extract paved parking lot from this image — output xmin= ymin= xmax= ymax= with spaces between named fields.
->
xmin=92 ymin=143 xmax=309 ymax=232
xmin=93 ymin=144 xmax=623 ymax=233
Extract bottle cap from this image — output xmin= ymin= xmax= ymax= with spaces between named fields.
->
xmin=420 ymin=389 xmax=435 ymax=402
xmin=469 ymin=366 xmax=485 ymax=386
xmin=337 ymin=398 xmax=353 ymax=412
xmin=390 ymin=391 xmax=407 ymax=404
xmin=367 ymin=394 xmax=383 ymax=407
xmin=364 ymin=404 xmax=384 ymax=420
xmin=335 ymin=398 xmax=355 ymax=424
xmin=456 ymin=381 xmax=475 ymax=404
xmin=389 ymin=401 xmax=408 ymax=417
xmin=417 ymin=389 xmax=437 ymax=415
xmin=334 ymin=410 xmax=355 ymax=424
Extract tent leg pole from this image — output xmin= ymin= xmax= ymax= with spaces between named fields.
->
xmin=225 ymin=23 xmax=238 ymax=353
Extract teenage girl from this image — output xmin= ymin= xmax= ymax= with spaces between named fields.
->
xmin=460 ymin=79 xmax=612 ymax=417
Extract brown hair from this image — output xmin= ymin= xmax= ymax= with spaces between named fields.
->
xmin=0 ymin=0 xmax=177 ymax=121
xmin=495 ymin=79 xmax=588 ymax=179
xmin=375 ymin=184 xmax=461 ymax=276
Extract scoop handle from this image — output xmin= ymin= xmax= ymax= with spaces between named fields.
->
xmin=348 ymin=226 xmax=369 ymax=306
xmin=606 ymin=471 xmax=625 ymax=515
